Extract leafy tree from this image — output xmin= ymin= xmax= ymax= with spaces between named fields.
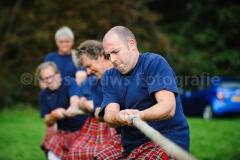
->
xmin=0 ymin=0 xmax=169 ymax=107
xmin=148 ymin=0 xmax=240 ymax=76
xmin=1 ymin=0 xmax=239 ymax=108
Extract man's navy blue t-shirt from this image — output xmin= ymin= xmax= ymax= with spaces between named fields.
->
xmin=99 ymin=53 xmax=189 ymax=154
xmin=39 ymin=77 xmax=88 ymax=132
xmin=81 ymin=76 xmax=121 ymax=133
xmin=80 ymin=76 xmax=97 ymax=117
xmin=80 ymin=76 xmax=96 ymax=101
xmin=91 ymin=76 xmax=122 ymax=134
xmin=90 ymin=77 xmax=102 ymax=110
xmin=81 ymin=76 xmax=103 ymax=111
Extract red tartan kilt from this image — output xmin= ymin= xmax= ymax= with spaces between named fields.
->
xmin=116 ymin=141 xmax=174 ymax=160
xmin=67 ymin=117 xmax=117 ymax=160
xmin=95 ymin=133 xmax=123 ymax=160
xmin=41 ymin=125 xmax=81 ymax=160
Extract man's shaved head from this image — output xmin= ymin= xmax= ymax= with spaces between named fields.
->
xmin=103 ymin=26 xmax=137 ymax=47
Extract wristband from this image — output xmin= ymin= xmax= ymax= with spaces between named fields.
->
xmin=112 ymin=113 xmax=121 ymax=126
xmin=51 ymin=110 xmax=56 ymax=119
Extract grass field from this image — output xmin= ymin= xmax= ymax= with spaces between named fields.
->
xmin=0 ymin=109 xmax=46 ymax=160
xmin=0 ymin=109 xmax=240 ymax=160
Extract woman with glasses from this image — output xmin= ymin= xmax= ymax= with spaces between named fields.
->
xmin=36 ymin=61 xmax=88 ymax=160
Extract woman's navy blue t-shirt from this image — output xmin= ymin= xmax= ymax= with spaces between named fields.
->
xmin=45 ymin=51 xmax=85 ymax=79
xmin=99 ymin=53 xmax=189 ymax=154
xmin=39 ymin=77 xmax=88 ymax=132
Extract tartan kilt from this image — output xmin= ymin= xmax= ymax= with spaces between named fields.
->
xmin=67 ymin=117 xmax=117 ymax=160
xmin=94 ymin=133 xmax=123 ymax=160
xmin=115 ymin=141 xmax=174 ymax=160
xmin=40 ymin=125 xmax=81 ymax=160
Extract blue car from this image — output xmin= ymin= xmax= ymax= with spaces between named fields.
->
xmin=179 ymin=77 xmax=240 ymax=119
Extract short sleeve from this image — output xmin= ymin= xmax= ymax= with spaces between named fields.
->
xmin=91 ymin=84 xmax=102 ymax=109
xmin=80 ymin=80 xmax=92 ymax=100
xmin=66 ymin=78 xmax=81 ymax=97
xmin=91 ymin=88 xmax=102 ymax=118
xmin=76 ymin=67 xmax=87 ymax=71
xmin=145 ymin=55 xmax=179 ymax=98
xmin=98 ymin=70 xmax=119 ymax=118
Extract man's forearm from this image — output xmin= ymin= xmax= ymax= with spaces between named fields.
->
xmin=75 ymin=70 xmax=87 ymax=85
xmin=70 ymin=96 xmax=79 ymax=109
xmin=79 ymin=97 xmax=93 ymax=112
xmin=103 ymin=111 xmax=120 ymax=128
xmin=83 ymin=100 xmax=93 ymax=112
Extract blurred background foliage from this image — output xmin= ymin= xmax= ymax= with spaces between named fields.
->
xmin=0 ymin=0 xmax=239 ymax=108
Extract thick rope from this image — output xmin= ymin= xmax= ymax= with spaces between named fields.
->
xmin=62 ymin=109 xmax=88 ymax=116
xmin=128 ymin=114 xmax=197 ymax=160
xmin=69 ymin=109 xmax=88 ymax=115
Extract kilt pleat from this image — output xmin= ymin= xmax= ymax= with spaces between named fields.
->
xmin=67 ymin=117 xmax=117 ymax=160
xmin=115 ymin=141 xmax=173 ymax=160
xmin=94 ymin=133 xmax=123 ymax=160
xmin=41 ymin=125 xmax=81 ymax=160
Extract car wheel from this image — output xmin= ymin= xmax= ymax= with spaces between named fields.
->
xmin=203 ymin=105 xmax=214 ymax=120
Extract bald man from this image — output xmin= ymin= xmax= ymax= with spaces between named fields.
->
xmin=98 ymin=26 xmax=190 ymax=159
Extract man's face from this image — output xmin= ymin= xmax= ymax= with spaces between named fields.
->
xmin=40 ymin=66 xmax=61 ymax=90
xmin=103 ymin=34 xmax=133 ymax=74
xmin=56 ymin=36 xmax=74 ymax=54
xmin=81 ymin=54 xmax=104 ymax=79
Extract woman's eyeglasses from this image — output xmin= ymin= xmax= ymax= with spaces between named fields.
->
xmin=40 ymin=73 xmax=57 ymax=82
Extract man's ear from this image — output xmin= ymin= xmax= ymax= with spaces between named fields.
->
xmin=128 ymin=39 xmax=136 ymax=50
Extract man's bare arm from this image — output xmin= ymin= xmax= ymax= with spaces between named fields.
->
xmin=78 ymin=97 xmax=93 ymax=113
xmin=103 ymin=103 xmax=121 ymax=128
xmin=140 ymin=90 xmax=175 ymax=121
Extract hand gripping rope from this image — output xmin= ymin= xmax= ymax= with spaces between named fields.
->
xmin=128 ymin=114 xmax=197 ymax=160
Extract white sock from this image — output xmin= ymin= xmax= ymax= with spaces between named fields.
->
xmin=47 ymin=151 xmax=61 ymax=160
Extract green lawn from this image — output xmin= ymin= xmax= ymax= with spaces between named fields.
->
xmin=188 ymin=117 xmax=240 ymax=160
xmin=0 ymin=109 xmax=240 ymax=160
xmin=0 ymin=109 xmax=46 ymax=160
